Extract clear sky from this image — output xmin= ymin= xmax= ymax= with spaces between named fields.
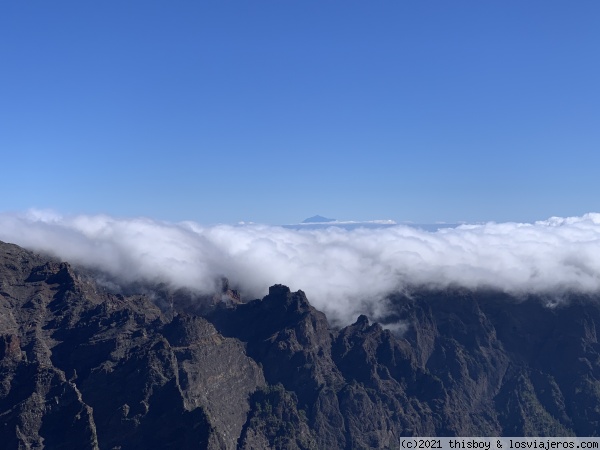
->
xmin=1 ymin=1 xmax=599 ymax=225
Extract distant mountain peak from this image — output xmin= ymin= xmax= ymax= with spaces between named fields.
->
xmin=302 ymin=215 xmax=335 ymax=223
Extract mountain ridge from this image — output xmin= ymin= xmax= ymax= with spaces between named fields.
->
xmin=1 ymin=240 xmax=600 ymax=449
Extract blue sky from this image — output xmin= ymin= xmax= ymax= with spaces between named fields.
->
xmin=1 ymin=1 xmax=599 ymax=225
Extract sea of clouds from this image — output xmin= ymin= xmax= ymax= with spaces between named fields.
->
xmin=1 ymin=210 xmax=600 ymax=324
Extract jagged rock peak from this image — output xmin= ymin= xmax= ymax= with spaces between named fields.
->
xmin=264 ymin=284 xmax=312 ymax=315
xmin=268 ymin=284 xmax=291 ymax=297
xmin=214 ymin=276 xmax=242 ymax=304
xmin=355 ymin=314 xmax=370 ymax=327
xmin=26 ymin=261 xmax=76 ymax=285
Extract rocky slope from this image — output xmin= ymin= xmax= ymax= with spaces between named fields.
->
xmin=1 ymin=240 xmax=600 ymax=449
xmin=0 ymin=241 xmax=263 ymax=449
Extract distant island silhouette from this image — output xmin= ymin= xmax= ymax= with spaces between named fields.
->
xmin=301 ymin=215 xmax=335 ymax=223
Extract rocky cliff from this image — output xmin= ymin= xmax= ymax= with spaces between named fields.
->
xmin=1 ymin=240 xmax=600 ymax=449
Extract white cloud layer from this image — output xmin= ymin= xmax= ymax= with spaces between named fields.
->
xmin=2 ymin=210 xmax=600 ymax=324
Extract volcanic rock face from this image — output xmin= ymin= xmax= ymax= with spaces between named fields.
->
xmin=0 ymin=242 xmax=264 ymax=449
xmin=1 ymin=240 xmax=600 ymax=449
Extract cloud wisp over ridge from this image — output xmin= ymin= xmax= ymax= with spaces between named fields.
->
xmin=1 ymin=210 xmax=600 ymax=324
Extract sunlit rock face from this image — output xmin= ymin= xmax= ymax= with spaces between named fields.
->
xmin=0 ymin=241 xmax=263 ymax=450
xmin=1 ymin=240 xmax=600 ymax=449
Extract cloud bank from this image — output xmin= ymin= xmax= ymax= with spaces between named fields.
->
xmin=2 ymin=210 xmax=600 ymax=324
